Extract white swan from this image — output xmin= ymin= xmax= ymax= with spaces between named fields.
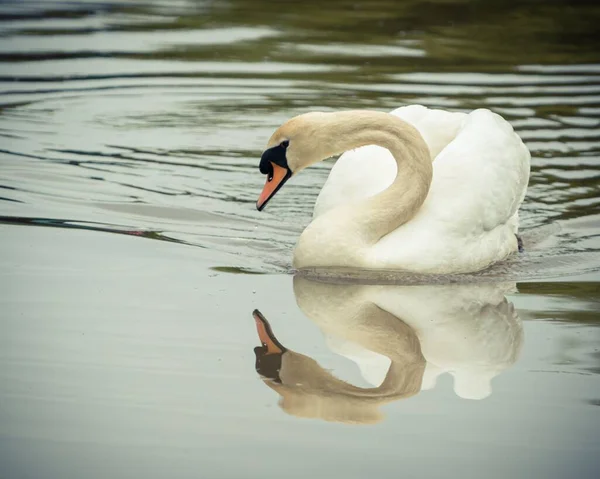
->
xmin=256 ymin=105 xmax=530 ymax=274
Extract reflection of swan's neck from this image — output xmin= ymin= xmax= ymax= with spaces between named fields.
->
xmin=293 ymin=293 xmax=425 ymax=399
xmin=271 ymin=340 xmax=423 ymax=424
xmin=267 ymin=302 xmax=425 ymax=424
xmin=279 ymin=351 xmax=423 ymax=402
xmin=295 ymin=111 xmax=432 ymax=267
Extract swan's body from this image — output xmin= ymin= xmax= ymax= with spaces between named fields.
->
xmin=257 ymin=106 xmax=530 ymax=274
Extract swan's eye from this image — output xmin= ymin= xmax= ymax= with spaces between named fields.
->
xmin=280 ymin=140 xmax=289 ymax=149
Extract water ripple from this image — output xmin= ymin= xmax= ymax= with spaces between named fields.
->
xmin=0 ymin=0 xmax=599 ymax=273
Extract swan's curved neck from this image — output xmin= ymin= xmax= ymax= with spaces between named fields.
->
xmin=296 ymin=111 xmax=432 ymax=267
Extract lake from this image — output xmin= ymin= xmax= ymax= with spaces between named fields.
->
xmin=1 ymin=1 xmax=599 ymax=478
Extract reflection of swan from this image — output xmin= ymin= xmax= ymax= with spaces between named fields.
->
xmin=256 ymin=106 xmax=530 ymax=274
xmin=252 ymin=276 xmax=523 ymax=424
xmin=253 ymin=308 xmax=424 ymax=425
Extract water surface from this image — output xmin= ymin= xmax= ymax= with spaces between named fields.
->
xmin=1 ymin=1 xmax=599 ymax=478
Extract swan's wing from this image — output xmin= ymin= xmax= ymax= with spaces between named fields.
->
xmin=414 ymin=108 xmax=530 ymax=233
xmin=313 ymin=105 xmax=467 ymax=218
xmin=371 ymin=108 xmax=530 ymax=271
xmin=390 ymin=105 xmax=466 ymax=159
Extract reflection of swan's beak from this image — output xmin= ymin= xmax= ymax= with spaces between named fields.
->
xmin=253 ymin=310 xmax=287 ymax=383
xmin=253 ymin=309 xmax=286 ymax=355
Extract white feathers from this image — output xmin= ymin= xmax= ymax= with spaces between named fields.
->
xmin=310 ymin=105 xmax=531 ymax=273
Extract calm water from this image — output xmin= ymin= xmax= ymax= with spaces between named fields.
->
xmin=1 ymin=0 xmax=599 ymax=478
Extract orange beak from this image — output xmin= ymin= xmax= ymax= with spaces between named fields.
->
xmin=253 ymin=309 xmax=285 ymax=355
xmin=256 ymin=162 xmax=291 ymax=211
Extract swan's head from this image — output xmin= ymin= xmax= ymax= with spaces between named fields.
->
xmin=257 ymin=112 xmax=332 ymax=211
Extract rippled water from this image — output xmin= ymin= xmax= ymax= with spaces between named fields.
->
xmin=1 ymin=1 xmax=599 ymax=478
xmin=2 ymin=0 xmax=599 ymax=271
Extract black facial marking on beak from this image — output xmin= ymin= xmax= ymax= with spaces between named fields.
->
xmin=257 ymin=142 xmax=293 ymax=211
xmin=259 ymin=159 xmax=274 ymax=177
xmin=259 ymin=142 xmax=289 ymax=173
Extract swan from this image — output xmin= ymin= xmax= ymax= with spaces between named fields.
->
xmin=252 ymin=276 xmax=523 ymax=424
xmin=256 ymin=105 xmax=530 ymax=274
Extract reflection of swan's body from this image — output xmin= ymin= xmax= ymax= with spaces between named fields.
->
xmin=256 ymin=105 xmax=530 ymax=273
xmin=253 ymin=277 xmax=523 ymax=424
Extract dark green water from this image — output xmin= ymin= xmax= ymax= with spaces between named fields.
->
xmin=1 ymin=1 xmax=599 ymax=478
